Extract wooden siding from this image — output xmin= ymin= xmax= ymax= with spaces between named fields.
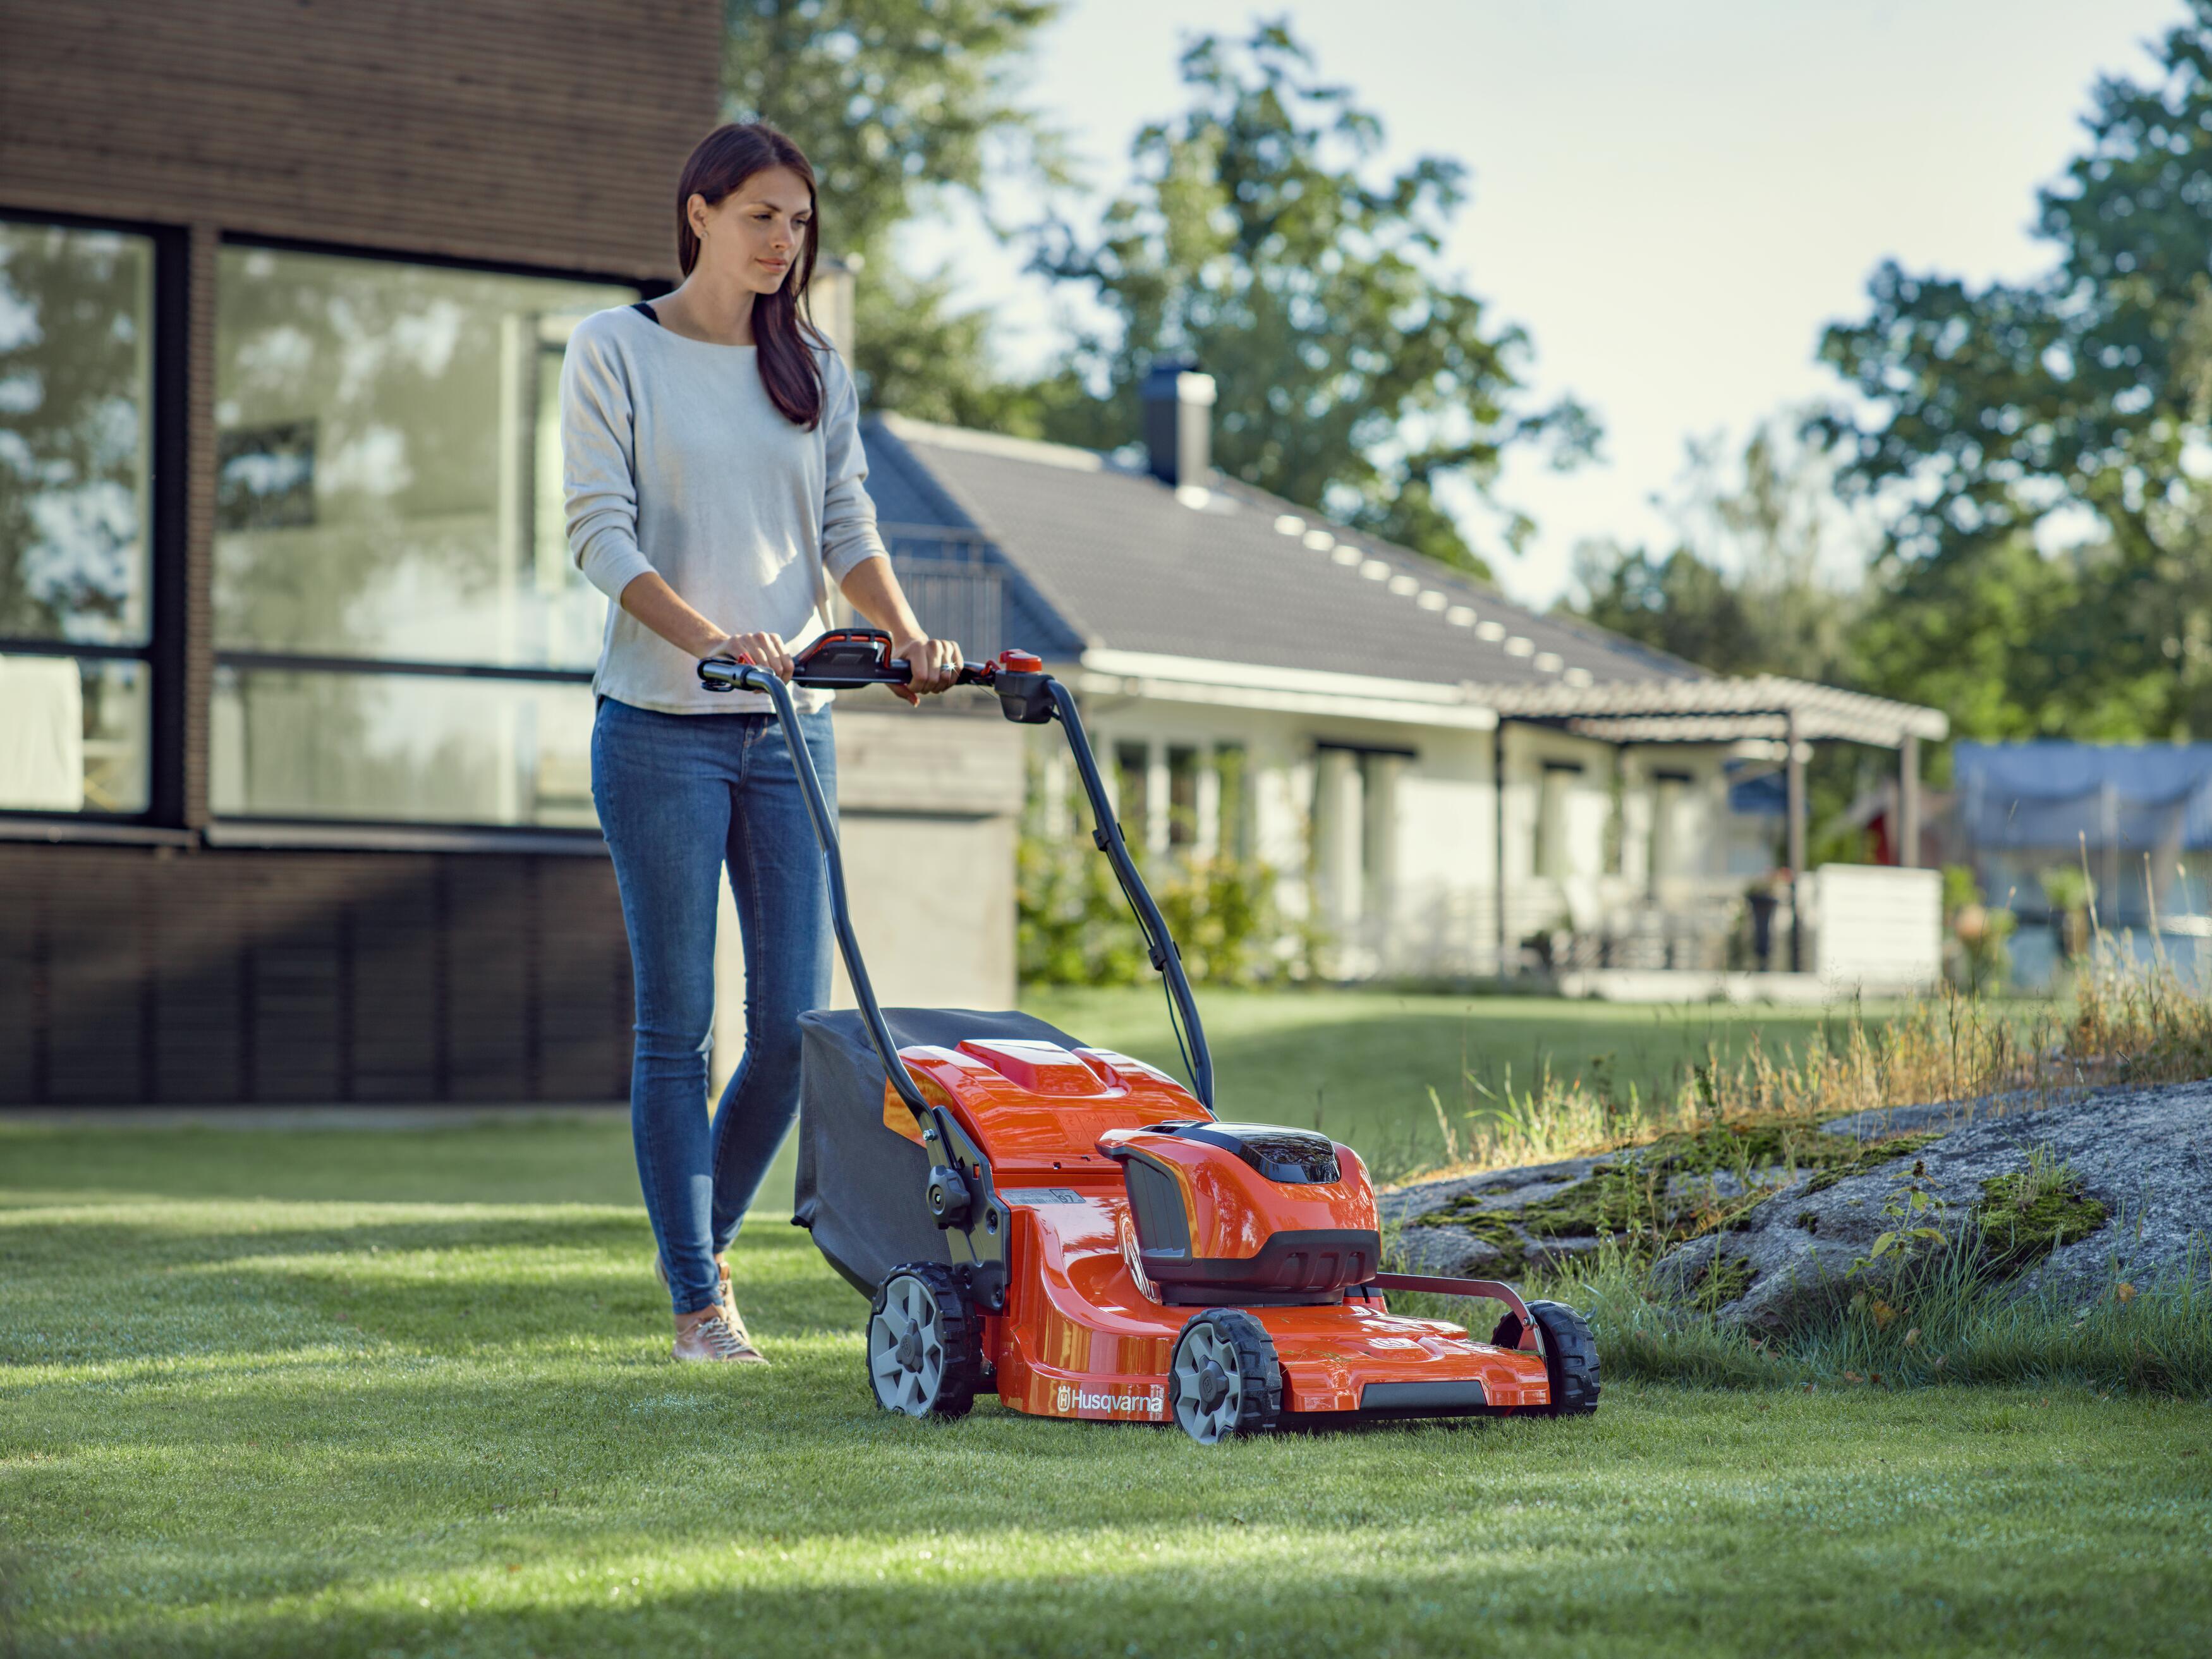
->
xmin=0 ymin=845 xmax=633 ymax=1107
xmin=0 ymin=0 xmax=719 ymax=280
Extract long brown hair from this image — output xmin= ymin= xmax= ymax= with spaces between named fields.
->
xmin=675 ymin=123 xmax=827 ymax=429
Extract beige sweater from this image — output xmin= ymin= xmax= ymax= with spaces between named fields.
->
xmin=561 ymin=303 xmax=887 ymax=714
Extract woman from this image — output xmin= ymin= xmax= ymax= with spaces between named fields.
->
xmin=562 ymin=123 xmax=963 ymax=1363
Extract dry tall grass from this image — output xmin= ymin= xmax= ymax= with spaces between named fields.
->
xmin=1419 ymin=940 xmax=2212 ymax=1181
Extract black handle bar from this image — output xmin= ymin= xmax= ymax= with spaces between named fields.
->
xmin=698 ymin=628 xmax=996 ymax=693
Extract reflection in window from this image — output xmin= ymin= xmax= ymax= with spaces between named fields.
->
xmin=0 ymin=222 xmax=152 ymax=645
xmin=217 ymin=421 xmax=318 ymax=532
xmin=214 ymin=250 xmax=637 ymax=668
xmin=212 ymin=246 xmax=635 ymax=825
xmin=0 ymin=656 xmax=150 ymax=813
xmin=214 ymin=246 xmax=633 ymax=668
xmin=0 ymin=220 xmax=155 ymax=815
xmin=210 ymin=669 xmax=597 ymax=827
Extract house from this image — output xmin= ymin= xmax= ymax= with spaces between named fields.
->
xmin=0 ymin=0 xmax=1022 ymax=1107
xmin=861 ymin=367 xmax=1948 ymax=990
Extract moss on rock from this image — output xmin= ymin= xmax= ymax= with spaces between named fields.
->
xmin=1975 ymin=1169 xmax=2109 ymax=1274
xmin=1517 ymin=1167 xmax=1646 ymax=1239
xmin=1638 ymin=1118 xmax=1857 ymax=1177
xmin=1800 ymin=1131 xmax=1943 ymax=1195
xmin=1408 ymin=1200 xmax=1519 ymax=1243
xmin=1404 ymin=1200 xmax=1528 ymax=1274
xmin=1404 ymin=1123 xmax=1954 ymax=1286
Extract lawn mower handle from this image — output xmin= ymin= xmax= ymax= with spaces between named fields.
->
xmin=696 ymin=630 xmax=1215 ymax=1117
xmin=697 ymin=627 xmax=998 ymax=693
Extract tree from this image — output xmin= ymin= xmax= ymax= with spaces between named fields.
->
xmin=1027 ymin=20 xmax=1594 ymax=577
xmin=1814 ymin=0 xmax=2212 ymax=738
xmin=1569 ymin=423 xmax=1861 ymax=684
xmin=1572 ymin=541 xmax=1762 ymax=676
xmin=1567 ymin=423 xmax=1876 ymax=866
xmin=722 ymin=0 xmax=1066 ymax=427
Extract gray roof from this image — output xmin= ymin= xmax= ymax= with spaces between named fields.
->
xmin=864 ymin=415 xmax=1703 ymax=692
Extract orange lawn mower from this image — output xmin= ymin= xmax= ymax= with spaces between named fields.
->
xmin=700 ymin=630 xmax=1599 ymax=1442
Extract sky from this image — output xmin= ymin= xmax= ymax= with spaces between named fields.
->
xmin=894 ymin=0 xmax=2188 ymax=609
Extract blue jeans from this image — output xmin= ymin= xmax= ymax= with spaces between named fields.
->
xmin=592 ymin=696 xmax=836 ymax=1318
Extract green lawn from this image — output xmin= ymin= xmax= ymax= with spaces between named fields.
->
xmin=1021 ymin=987 xmax=1928 ymax=1181
xmin=5 ymin=1121 xmax=2208 ymax=1658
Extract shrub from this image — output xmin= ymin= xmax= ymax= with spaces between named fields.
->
xmin=1016 ymin=832 xmax=1303 ymax=988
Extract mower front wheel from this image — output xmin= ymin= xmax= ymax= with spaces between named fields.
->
xmin=1169 ymin=1309 xmax=1284 ymax=1443
xmin=868 ymin=1263 xmax=981 ymax=1420
xmin=1525 ymin=1299 xmax=1600 ymax=1417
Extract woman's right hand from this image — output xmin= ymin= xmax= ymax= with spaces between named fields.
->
xmin=717 ymin=629 xmax=793 ymax=681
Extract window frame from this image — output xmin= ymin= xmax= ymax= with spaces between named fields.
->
xmin=204 ymin=231 xmax=646 ymax=845
xmin=0 ymin=219 xmax=664 ymax=848
xmin=0 ymin=208 xmax=178 ymax=830
xmin=203 ymin=234 xmax=647 ymax=842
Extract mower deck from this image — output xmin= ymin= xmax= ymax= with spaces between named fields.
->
xmin=891 ymin=1038 xmax=1552 ymax=1423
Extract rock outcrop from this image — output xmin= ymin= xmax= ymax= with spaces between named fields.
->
xmin=1380 ymin=1079 xmax=2212 ymax=1332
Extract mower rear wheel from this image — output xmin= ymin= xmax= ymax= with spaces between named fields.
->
xmin=1169 ymin=1310 xmax=1283 ymax=1443
xmin=1526 ymin=1299 xmax=1601 ymax=1417
xmin=868 ymin=1263 xmax=980 ymax=1420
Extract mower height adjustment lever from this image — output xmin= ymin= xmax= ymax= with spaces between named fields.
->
xmin=924 ymin=1162 xmax=972 ymax=1227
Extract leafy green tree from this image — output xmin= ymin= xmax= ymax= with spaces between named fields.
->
xmin=1567 ymin=423 xmax=1880 ymax=866
xmin=722 ymin=0 xmax=1066 ymax=427
xmin=1814 ymin=0 xmax=2212 ymax=738
xmin=1572 ymin=542 xmax=1762 ymax=676
xmin=1028 ymin=20 xmax=1594 ymax=577
xmin=1569 ymin=423 xmax=1861 ymax=684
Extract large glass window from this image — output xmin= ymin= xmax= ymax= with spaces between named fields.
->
xmin=211 ymin=245 xmax=633 ymax=825
xmin=0 ymin=219 xmax=155 ymax=815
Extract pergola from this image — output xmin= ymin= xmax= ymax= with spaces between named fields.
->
xmin=1474 ymin=674 xmax=1950 ymax=969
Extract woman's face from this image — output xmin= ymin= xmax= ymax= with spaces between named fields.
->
xmin=690 ymin=166 xmax=812 ymax=295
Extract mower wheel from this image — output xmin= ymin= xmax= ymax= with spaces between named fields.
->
xmin=1526 ymin=1299 xmax=1601 ymax=1417
xmin=1169 ymin=1310 xmax=1283 ymax=1443
xmin=868 ymin=1263 xmax=981 ymax=1420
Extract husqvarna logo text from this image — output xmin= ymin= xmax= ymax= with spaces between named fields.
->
xmin=1057 ymin=1382 xmax=1166 ymax=1418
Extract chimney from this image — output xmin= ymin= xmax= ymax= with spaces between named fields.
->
xmin=1142 ymin=359 xmax=1215 ymax=487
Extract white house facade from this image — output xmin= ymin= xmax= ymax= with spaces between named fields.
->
xmin=858 ymin=374 xmax=1945 ymax=990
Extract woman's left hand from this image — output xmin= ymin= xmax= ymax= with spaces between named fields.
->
xmin=890 ymin=635 xmax=963 ymax=704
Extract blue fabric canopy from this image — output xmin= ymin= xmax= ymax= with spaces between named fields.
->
xmin=1955 ymin=742 xmax=2212 ymax=851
